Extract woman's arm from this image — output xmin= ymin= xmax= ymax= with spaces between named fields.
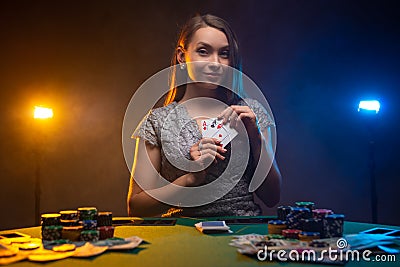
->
xmin=127 ymin=138 xmax=205 ymax=217
xmin=218 ymin=104 xmax=282 ymax=207
xmin=253 ymin=126 xmax=282 ymax=207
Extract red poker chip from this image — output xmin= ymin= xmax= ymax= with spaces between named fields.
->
xmin=98 ymin=226 xmax=115 ymax=240
xmin=282 ymin=229 xmax=301 ymax=239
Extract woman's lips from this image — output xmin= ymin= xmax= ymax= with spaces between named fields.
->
xmin=204 ymin=73 xmax=222 ymax=78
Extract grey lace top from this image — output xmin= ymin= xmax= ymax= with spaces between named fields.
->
xmin=132 ymin=98 xmax=275 ymax=217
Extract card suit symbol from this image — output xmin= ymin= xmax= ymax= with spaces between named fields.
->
xmin=219 ymin=134 xmax=222 ymax=138
xmin=203 ymin=127 xmax=206 ymax=130
xmin=217 ymin=124 xmax=222 ymax=129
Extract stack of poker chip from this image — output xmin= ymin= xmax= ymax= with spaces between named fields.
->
xmin=275 ymin=202 xmax=345 ymax=241
xmin=312 ymin=209 xmax=333 ymax=219
xmin=60 ymin=210 xmax=80 ymax=226
xmin=97 ymin=212 xmax=113 ymax=226
xmin=60 ymin=210 xmax=82 ymax=241
xmin=286 ymin=207 xmax=312 ymax=229
xmin=295 ymin=202 xmax=315 ymax=211
xmin=277 ymin=206 xmax=292 ymax=221
xmin=323 ymin=214 xmax=345 ymax=238
xmin=282 ymin=229 xmax=301 ymax=239
xmin=298 ymin=231 xmax=320 ymax=242
xmin=97 ymin=211 xmax=114 ymax=240
xmin=78 ymin=207 xmax=98 ymax=230
xmin=41 ymin=213 xmax=63 ymax=241
xmin=267 ymin=220 xmax=287 ymax=235
xmin=78 ymin=207 xmax=99 ymax=241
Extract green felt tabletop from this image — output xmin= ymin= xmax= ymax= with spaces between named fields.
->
xmin=1 ymin=216 xmax=399 ymax=267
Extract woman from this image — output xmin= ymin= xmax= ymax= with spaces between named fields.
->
xmin=127 ymin=14 xmax=281 ymax=217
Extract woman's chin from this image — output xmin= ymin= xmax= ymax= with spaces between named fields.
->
xmin=197 ymin=82 xmax=219 ymax=90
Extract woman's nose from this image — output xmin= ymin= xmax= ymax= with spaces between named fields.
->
xmin=208 ymin=54 xmax=221 ymax=69
xmin=209 ymin=53 xmax=220 ymax=63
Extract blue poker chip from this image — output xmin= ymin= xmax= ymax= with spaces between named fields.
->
xmin=300 ymin=231 xmax=320 ymax=236
xmin=81 ymin=220 xmax=98 ymax=230
xmin=290 ymin=207 xmax=309 ymax=212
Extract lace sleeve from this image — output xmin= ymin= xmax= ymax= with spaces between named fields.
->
xmin=241 ymin=98 xmax=276 ymax=132
xmin=131 ymin=110 xmax=160 ymax=146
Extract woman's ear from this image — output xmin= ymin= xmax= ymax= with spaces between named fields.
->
xmin=176 ymin=47 xmax=185 ymax=64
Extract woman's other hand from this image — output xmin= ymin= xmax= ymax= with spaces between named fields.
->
xmin=189 ymin=138 xmax=227 ymax=163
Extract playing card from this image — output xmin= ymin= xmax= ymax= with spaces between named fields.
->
xmin=212 ymin=127 xmax=229 ymax=142
xmin=201 ymin=118 xmax=222 ymax=138
xmin=72 ymin=242 xmax=108 ymax=257
xmin=220 ymin=125 xmax=238 ymax=148
xmin=211 ymin=122 xmax=238 ymax=148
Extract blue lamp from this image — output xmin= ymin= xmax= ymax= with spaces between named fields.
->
xmin=358 ymin=100 xmax=380 ymax=114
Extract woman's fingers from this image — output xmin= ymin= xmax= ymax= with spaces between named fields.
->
xmin=218 ymin=106 xmax=234 ymax=124
xmin=200 ymin=139 xmax=226 ymax=161
xmin=202 ymin=148 xmax=225 ymax=160
xmin=218 ymin=105 xmax=258 ymax=130
xmin=190 ymin=138 xmax=226 ymax=163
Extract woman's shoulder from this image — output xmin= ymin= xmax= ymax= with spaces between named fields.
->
xmin=237 ymin=98 xmax=264 ymax=109
xmin=132 ymin=102 xmax=179 ymax=145
xmin=148 ymin=102 xmax=178 ymax=119
xmin=237 ymin=98 xmax=276 ymax=128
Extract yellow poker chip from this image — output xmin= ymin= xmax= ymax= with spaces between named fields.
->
xmin=0 ymin=245 xmax=19 ymax=257
xmin=19 ymin=242 xmax=41 ymax=250
xmin=0 ymin=239 xmax=12 ymax=245
xmin=28 ymin=251 xmax=74 ymax=262
xmin=52 ymin=244 xmax=76 ymax=252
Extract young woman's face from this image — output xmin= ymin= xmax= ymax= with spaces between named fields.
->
xmin=183 ymin=26 xmax=230 ymax=89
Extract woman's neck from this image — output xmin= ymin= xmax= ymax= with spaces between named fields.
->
xmin=178 ymin=83 xmax=228 ymax=118
xmin=179 ymin=83 xmax=224 ymax=103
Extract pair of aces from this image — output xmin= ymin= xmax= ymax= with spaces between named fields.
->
xmin=200 ymin=118 xmax=238 ymax=148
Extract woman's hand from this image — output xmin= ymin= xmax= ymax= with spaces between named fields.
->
xmin=218 ymin=105 xmax=260 ymax=137
xmin=187 ymin=138 xmax=226 ymax=187
xmin=189 ymin=138 xmax=227 ymax=163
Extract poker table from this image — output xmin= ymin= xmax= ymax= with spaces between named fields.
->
xmin=1 ymin=216 xmax=399 ymax=266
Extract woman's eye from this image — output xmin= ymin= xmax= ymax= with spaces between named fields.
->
xmin=220 ymin=50 xmax=229 ymax=58
xmin=197 ymin=49 xmax=208 ymax=56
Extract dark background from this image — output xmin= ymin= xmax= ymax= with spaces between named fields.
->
xmin=1 ymin=0 xmax=399 ymax=230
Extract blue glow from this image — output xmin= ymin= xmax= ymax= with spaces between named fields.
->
xmin=358 ymin=100 xmax=380 ymax=114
